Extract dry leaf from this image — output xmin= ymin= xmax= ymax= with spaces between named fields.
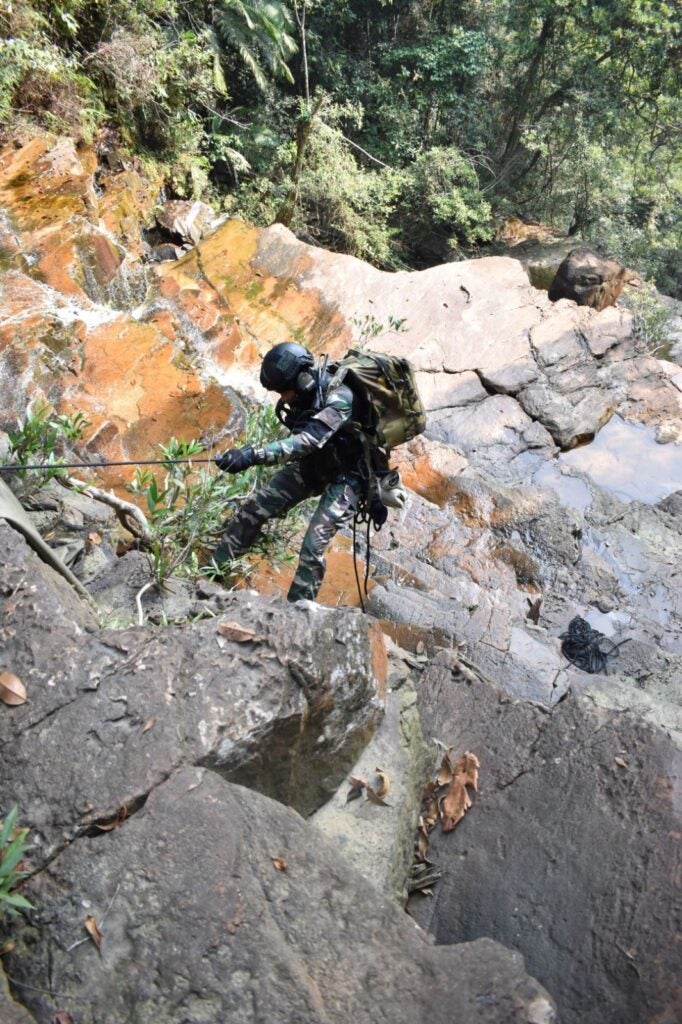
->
xmin=420 ymin=780 xmax=439 ymax=827
xmin=271 ymin=856 xmax=287 ymax=871
xmin=366 ymin=784 xmax=390 ymax=807
xmin=94 ymin=806 xmax=128 ymax=832
xmin=87 ymin=532 xmax=102 ymax=546
xmin=416 ymin=829 xmax=430 ymax=862
xmin=52 ymin=1013 xmax=75 ymax=1024
xmin=84 ymin=915 xmax=103 ymax=950
xmin=416 ymin=640 xmax=425 ymax=655
xmin=440 ymin=777 xmax=472 ymax=832
xmin=440 ymin=751 xmax=480 ymax=832
xmin=437 ymin=750 xmax=454 ymax=786
xmin=374 ymin=767 xmax=391 ymax=799
xmin=0 ymin=672 xmax=27 ymax=706
xmin=142 ymin=717 xmax=156 ymax=734
xmin=453 ymin=751 xmax=480 ymax=791
xmin=614 ymin=757 xmax=628 ymax=769
xmin=0 ymin=941 xmax=15 ymax=956
xmin=216 ymin=621 xmax=256 ymax=643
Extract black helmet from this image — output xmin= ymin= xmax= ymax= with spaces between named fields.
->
xmin=260 ymin=342 xmax=314 ymax=392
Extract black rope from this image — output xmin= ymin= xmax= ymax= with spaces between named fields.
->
xmin=351 ymin=513 xmax=366 ymax=614
xmin=0 ymin=457 xmax=215 ymax=472
xmin=560 ymin=616 xmax=630 ymax=674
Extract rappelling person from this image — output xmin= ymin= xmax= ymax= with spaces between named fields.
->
xmin=212 ymin=340 xmax=425 ymax=604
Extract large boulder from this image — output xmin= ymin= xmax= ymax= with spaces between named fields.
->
xmin=0 ymin=525 xmax=386 ymax=858
xmin=548 ymin=248 xmax=627 ymax=310
xmin=408 ymin=651 xmax=682 ymax=1024
xmin=4 ymin=768 xmax=556 ymax=1024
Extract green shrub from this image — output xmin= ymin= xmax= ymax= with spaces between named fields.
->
xmin=290 ymin=122 xmax=404 ymax=268
xmin=3 ymin=401 xmax=90 ymax=496
xmin=0 ymin=806 xmax=33 ymax=921
xmin=130 ymin=403 xmax=304 ymax=588
xmin=0 ymin=36 xmax=100 ymax=135
xmin=628 ymin=282 xmax=676 ymax=359
xmin=394 ymin=145 xmax=493 ymax=264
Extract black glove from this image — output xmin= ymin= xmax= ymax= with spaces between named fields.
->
xmin=215 ymin=445 xmax=256 ymax=473
xmin=369 ymin=497 xmax=388 ymax=529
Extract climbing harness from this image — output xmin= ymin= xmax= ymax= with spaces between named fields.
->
xmin=560 ymin=616 xmax=630 ymax=674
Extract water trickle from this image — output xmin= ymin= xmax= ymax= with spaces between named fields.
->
xmin=559 ymin=414 xmax=682 ymax=504
xmin=532 ymin=460 xmax=593 ymax=510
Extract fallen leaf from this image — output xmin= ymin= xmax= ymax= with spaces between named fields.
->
xmin=453 ymin=751 xmax=480 ymax=791
xmin=366 ymin=784 xmax=390 ymax=807
xmin=420 ymin=780 xmax=440 ymax=827
xmin=216 ymin=621 xmax=257 ymax=643
xmin=440 ymin=750 xmax=480 ymax=831
xmin=52 ymin=1013 xmax=74 ymax=1024
xmin=271 ymin=856 xmax=287 ymax=871
xmin=142 ymin=717 xmax=156 ymax=734
xmin=84 ymin=915 xmax=103 ymax=950
xmin=416 ymin=829 xmax=430 ymax=862
xmin=437 ymin=749 xmax=455 ymax=786
xmin=0 ymin=941 xmax=15 ymax=956
xmin=416 ymin=640 xmax=425 ymax=655
xmin=409 ymin=862 xmax=442 ymax=891
xmin=94 ymin=806 xmax=128 ymax=832
xmin=87 ymin=532 xmax=102 ymax=547
xmin=440 ymin=777 xmax=472 ymax=832
xmin=614 ymin=757 xmax=628 ymax=769
xmin=0 ymin=672 xmax=27 ymax=706
xmin=374 ymin=767 xmax=391 ymax=799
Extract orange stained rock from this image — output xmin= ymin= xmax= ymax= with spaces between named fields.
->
xmin=98 ymin=165 xmax=163 ymax=257
xmin=162 ymin=220 xmax=352 ymax=362
xmin=368 ymin=621 xmax=388 ymax=702
xmin=242 ymin=535 xmax=373 ymax=609
xmin=0 ymin=136 xmax=97 ymax=232
xmin=56 ymin=319 xmax=235 ymax=490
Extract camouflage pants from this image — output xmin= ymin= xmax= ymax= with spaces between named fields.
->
xmin=214 ymin=462 xmax=363 ymax=602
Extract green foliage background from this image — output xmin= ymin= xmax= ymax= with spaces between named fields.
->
xmin=1 ymin=0 xmax=680 ymax=293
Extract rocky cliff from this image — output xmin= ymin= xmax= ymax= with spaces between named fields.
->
xmin=1 ymin=132 xmax=680 ymax=1024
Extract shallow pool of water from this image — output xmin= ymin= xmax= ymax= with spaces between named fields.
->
xmin=559 ymin=415 xmax=682 ymax=504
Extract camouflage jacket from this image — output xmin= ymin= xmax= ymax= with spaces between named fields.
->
xmin=255 ymin=382 xmax=359 ymax=474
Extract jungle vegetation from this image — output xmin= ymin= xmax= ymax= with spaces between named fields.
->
xmin=1 ymin=0 xmax=680 ymax=295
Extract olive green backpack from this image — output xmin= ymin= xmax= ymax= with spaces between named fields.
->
xmin=329 ymin=348 xmax=426 ymax=452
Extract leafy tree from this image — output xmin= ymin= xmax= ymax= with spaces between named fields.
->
xmin=213 ymin=0 xmax=298 ymax=92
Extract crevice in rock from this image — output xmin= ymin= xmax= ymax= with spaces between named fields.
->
xmin=81 ymin=792 xmax=150 ymax=838
xmin=471 ymin=367 xmax=507 ymax=397
xmin=13 ymin=693 xmax=82 ymax=739
xmin=496 ymin=708 xmax=554 ymax=791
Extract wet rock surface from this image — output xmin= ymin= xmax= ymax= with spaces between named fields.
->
xmin=408 ymin=652 xmax=682 ymax=1024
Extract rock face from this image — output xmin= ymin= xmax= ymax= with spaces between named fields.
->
xmin=2 ymin=129 xmax=681 ymax=1024
xmin=548 ymin=247 xmax=627 ymax=310
xmin=0 ymin=526 xmax=556 ymax=1024
xmin=408 ymin=652 xmax=682 ymax=1024
xmin=0 ymin=523 xmax=386 ymax=858
xmin=6 ymin=769 xmax=555 ymax=1024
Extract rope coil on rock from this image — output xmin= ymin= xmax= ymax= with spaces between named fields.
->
xmin=560 ymin=616 xmax=630 ymax=674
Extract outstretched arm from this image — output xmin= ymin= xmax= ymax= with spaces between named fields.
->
xmin=216 ymin=384 xmax=354 ymax=473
